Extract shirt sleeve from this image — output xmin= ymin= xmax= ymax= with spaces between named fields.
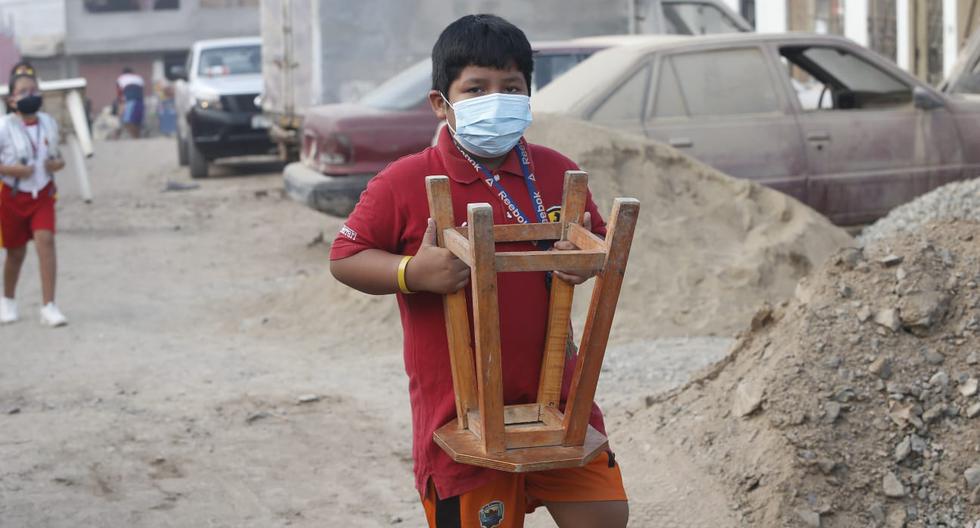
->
xmin=329 ymin=172 xmax=404 ymax=260
xmin=0 ymin=119 xmax=19 ymax=167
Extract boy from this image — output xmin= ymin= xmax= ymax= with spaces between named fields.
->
xmin=330 ymin=15 xmax=628 ymax=528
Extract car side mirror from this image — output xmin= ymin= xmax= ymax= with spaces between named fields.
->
xmin=167 ymin=65 xmax=188 ymax=81
xmin=913 ymin=86 xmax=944 ymax=110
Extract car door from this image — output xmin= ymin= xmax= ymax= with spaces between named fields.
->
xmin=638 ymin=46 xmax=808 ymax=202
xmin=777 ymin=42 xmax=963 ymax=224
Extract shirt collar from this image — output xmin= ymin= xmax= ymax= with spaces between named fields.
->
xmin=435 ymin=125 xmax=535 ymax=184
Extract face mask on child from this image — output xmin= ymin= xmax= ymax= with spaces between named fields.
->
xmin=16 ymin=94 xmax=43 ymax=115
xmin=442 ymin=92 xmax=532 ymax=158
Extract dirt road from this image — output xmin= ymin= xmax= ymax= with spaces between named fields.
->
xmin=0 ymin=138 xmax=738 ymax=527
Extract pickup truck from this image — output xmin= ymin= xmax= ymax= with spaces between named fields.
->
xmin=172 ymin=36 xmax=274 ymax=178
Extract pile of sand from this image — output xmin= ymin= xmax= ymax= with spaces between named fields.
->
xmin=526 ymin=115 xmax=853 ymax=338
xmin=642 ymin=220 xmax=980 ymax=526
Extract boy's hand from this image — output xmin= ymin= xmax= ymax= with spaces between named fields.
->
xmin=406 ymin=218 xmax=471 ymax=294
xmin=4 ymin=164 xmax=34 ymax=179
xmin=45 ymin=158 xmax=65 ymax=174
xmin=553 ymin=212 xmax=597 ymax=285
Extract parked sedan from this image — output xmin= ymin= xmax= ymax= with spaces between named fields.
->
xmin=283 ymin=40 xmax=624 ymax=216
xmin=533 ymin=33 xmax=980 ymax=225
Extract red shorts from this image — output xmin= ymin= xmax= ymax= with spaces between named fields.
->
xmin=0 ymin=181 xmax=57 ymax=249
xmin=422 ymin=451 xmax=627 ymax=528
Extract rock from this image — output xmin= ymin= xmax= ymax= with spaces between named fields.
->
xmin=958 ymin=378 xmax=978 ymax=397
xmin=796 ymin=508 xmax=821 ymax=527
xmin=966 ymin=402 xmax=980 ymax=419
xmin=750 ymin=304 xmax=773 ymax=331
xmin=895 ymin=436 xmax=912 ymax=462
xmin=883 ymin=471 xmax=906 ymax=498
xmin=297 ymin=394 xmax=321 ymax=404
xmin=923 ymin=349 xmax=945 ymax=365
xmin=869 ymin=356 xmax=893 ymax=380
xmin=245 ymin=411 xmax=271 ymax=424
xmin=909 ymin=434 xmax=927 ymax=453
xmin=875 ymin=309 xmax=901 ymax=332
xmin=970 ymin=483 xmax=980 ymax=505
xmin=929 ymin=370 xmax=949 ymax=388
xmin=858 ymin=305 xmax=873 ymax=323
xmin=7 ymin=407 xmax=20 ymax=415
xmin=966 ymin=464 xmax=980 ymax=490
xmin=895 ymin=266 xmax=907 ymax=282
xmin=837 ymin=247 xmax=863 ymax=269
xmin=898 ymin=291 xmax=951 ymax=335
xmin=967 ymin=351 xmax=978 ymax=365
xmin=880 ymin=254 xmax=904 ymax=267
xmin=733 ymin=381 xmax=764 ymax=417
xmin=824 ymin=401 xmax=842 ymax=423
xmin=922 ymin=404 xmax=945 ymax=423
xmin=886 ymin=506 xmax=907 ymax=528
xmin=869 ymin=502 xmax=886 ymax=524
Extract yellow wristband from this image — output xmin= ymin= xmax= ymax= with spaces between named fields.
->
xmin=397 ymin=255 xmax=415 ymax=294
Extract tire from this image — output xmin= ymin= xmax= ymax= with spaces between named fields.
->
xmin=176 ymin=129 xmax=189 ymax=167
xmin=188 ymin=141 xmax=209 ymax=179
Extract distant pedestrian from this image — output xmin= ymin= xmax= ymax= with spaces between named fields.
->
xmin=116 ymin=67 xmax=145 ymax=139
xmin=0 ymin=61 xmax=68 ymax=327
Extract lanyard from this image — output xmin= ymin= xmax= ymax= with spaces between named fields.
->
xmin=453 ymin=140 xmax=549 ymax=226
xmin=25 ymin=123 xmax=41 ymax=159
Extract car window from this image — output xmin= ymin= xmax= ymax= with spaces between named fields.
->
xmin=950 ymin=56 xmax=980 ymax=95
xmin=780 ymin=46 xmax=911 ymax=110
xmin=198 ymin=45 xmax=261 ymax=76
xmin=532 ymin=53 xmax=594 ymax=91
xmin=668 ymin=48 xmax=780 ymax=116
xmin=359 ymin=59 xmax=433 ymax=111
xmin=650 ymin=60 xmax=687 ymax=118
xmin=663 ymin=2 xmax=743 ymax=35
xmin=591 ymin=65 xmax=650 ymax=123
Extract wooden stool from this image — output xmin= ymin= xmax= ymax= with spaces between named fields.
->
xmin=425 ymin=171 xmax=639 ymax=472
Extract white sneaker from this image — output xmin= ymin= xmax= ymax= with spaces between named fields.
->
xmin=0 ymin=297 xmax=17 ymax=324
xmin=40 ymin=303 xmax=68 ymax=327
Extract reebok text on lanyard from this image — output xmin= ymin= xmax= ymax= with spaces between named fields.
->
xmin=454 ymin=140 xmax=549 ymax=227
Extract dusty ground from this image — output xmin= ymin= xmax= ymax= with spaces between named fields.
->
xmin=0 ymin=138 xmax=741 ymax=527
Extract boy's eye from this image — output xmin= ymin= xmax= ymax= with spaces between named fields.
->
xmin=466 ymin=87 xmax=483 ymax=93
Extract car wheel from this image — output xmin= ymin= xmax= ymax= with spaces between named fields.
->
xmin=176 ymin=128 xmax=189 ymax=167
xmin=188 ymin=141 xmax=209 ymax=179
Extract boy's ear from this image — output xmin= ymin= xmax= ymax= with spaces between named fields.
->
xmin=428 ymin=90 xmax=449 ymax=121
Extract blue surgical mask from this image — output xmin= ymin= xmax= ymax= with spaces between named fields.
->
xmin=443 ymin=93 xmax=532 ymax=158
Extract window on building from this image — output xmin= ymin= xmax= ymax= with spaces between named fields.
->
xmin=662 ymin=2 xmax=743 ymax=35
xmin=84 ymin=0 xmax=179 ymax=12
xmin=199 ymin=0 xmax=259 ymax=7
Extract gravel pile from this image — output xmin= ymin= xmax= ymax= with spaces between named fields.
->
xmin=642 ymin=220 xmax=980 ymax=527
xmin=860 ymin=178 xmax=980 ymax=245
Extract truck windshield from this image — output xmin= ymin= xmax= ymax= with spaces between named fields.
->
xmin=198 ymin=45 xmax=262 ymax=77
xmin=360 ymin=59 xmax=433 ymax=111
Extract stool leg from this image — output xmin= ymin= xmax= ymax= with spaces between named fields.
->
xmin=468 ymin=203 xmax=505 ymax=454
xmin=426 ymin=176 xmax=477 ymax=430
xmin=562 ymin=198 xmax=640 ymax=446
xmin=538 ymin=171 xmax=589 ymax=409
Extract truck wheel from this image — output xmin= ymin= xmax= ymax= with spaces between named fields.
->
xmin=176 ymin=129 xmax=189 ymax=167
xmin=188 ymin=141 xmax=209 ymax=179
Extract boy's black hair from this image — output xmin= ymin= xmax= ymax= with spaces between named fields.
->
xmin=431 ymin=14 xmax=533 ymax=96
xmin=8 ymin=60 xmax=38 ymax=95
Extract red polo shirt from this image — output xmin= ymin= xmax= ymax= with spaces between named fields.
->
xmin=330 ymin=126 xmax=608 ymax=500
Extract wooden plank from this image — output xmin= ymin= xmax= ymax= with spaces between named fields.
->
xmin=538 ymin=171 xmax=590 ymax=408
xmin=425 ymin=176 xmax=477 ymax=430
xmin=466 ymin=404 xmax=542 ymax=437
xmin=468 ymin=203 xmax=506 ymax=455
xmin=540 ymin=406 xmax=565 ymax=427
xmin=452 ymin=223 xmax=561 ymax=243
xmin=567 ymin=223 xmax=606 ymax=252
xmin=504 ymin=425 xmax=565 ymax=450
xmin=563 ymin=198 xmax=640 ymax=446
xmin=433 ymin=419 xmax=608 ymax=473
xmin=442 ymin=228 xmax=474 ymax=267
xmin=495 ymin=250 xmax=605 ymax=273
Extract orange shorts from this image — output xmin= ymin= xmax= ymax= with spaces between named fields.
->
xmin=422 ymin=451 xmax=627 ymax=528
